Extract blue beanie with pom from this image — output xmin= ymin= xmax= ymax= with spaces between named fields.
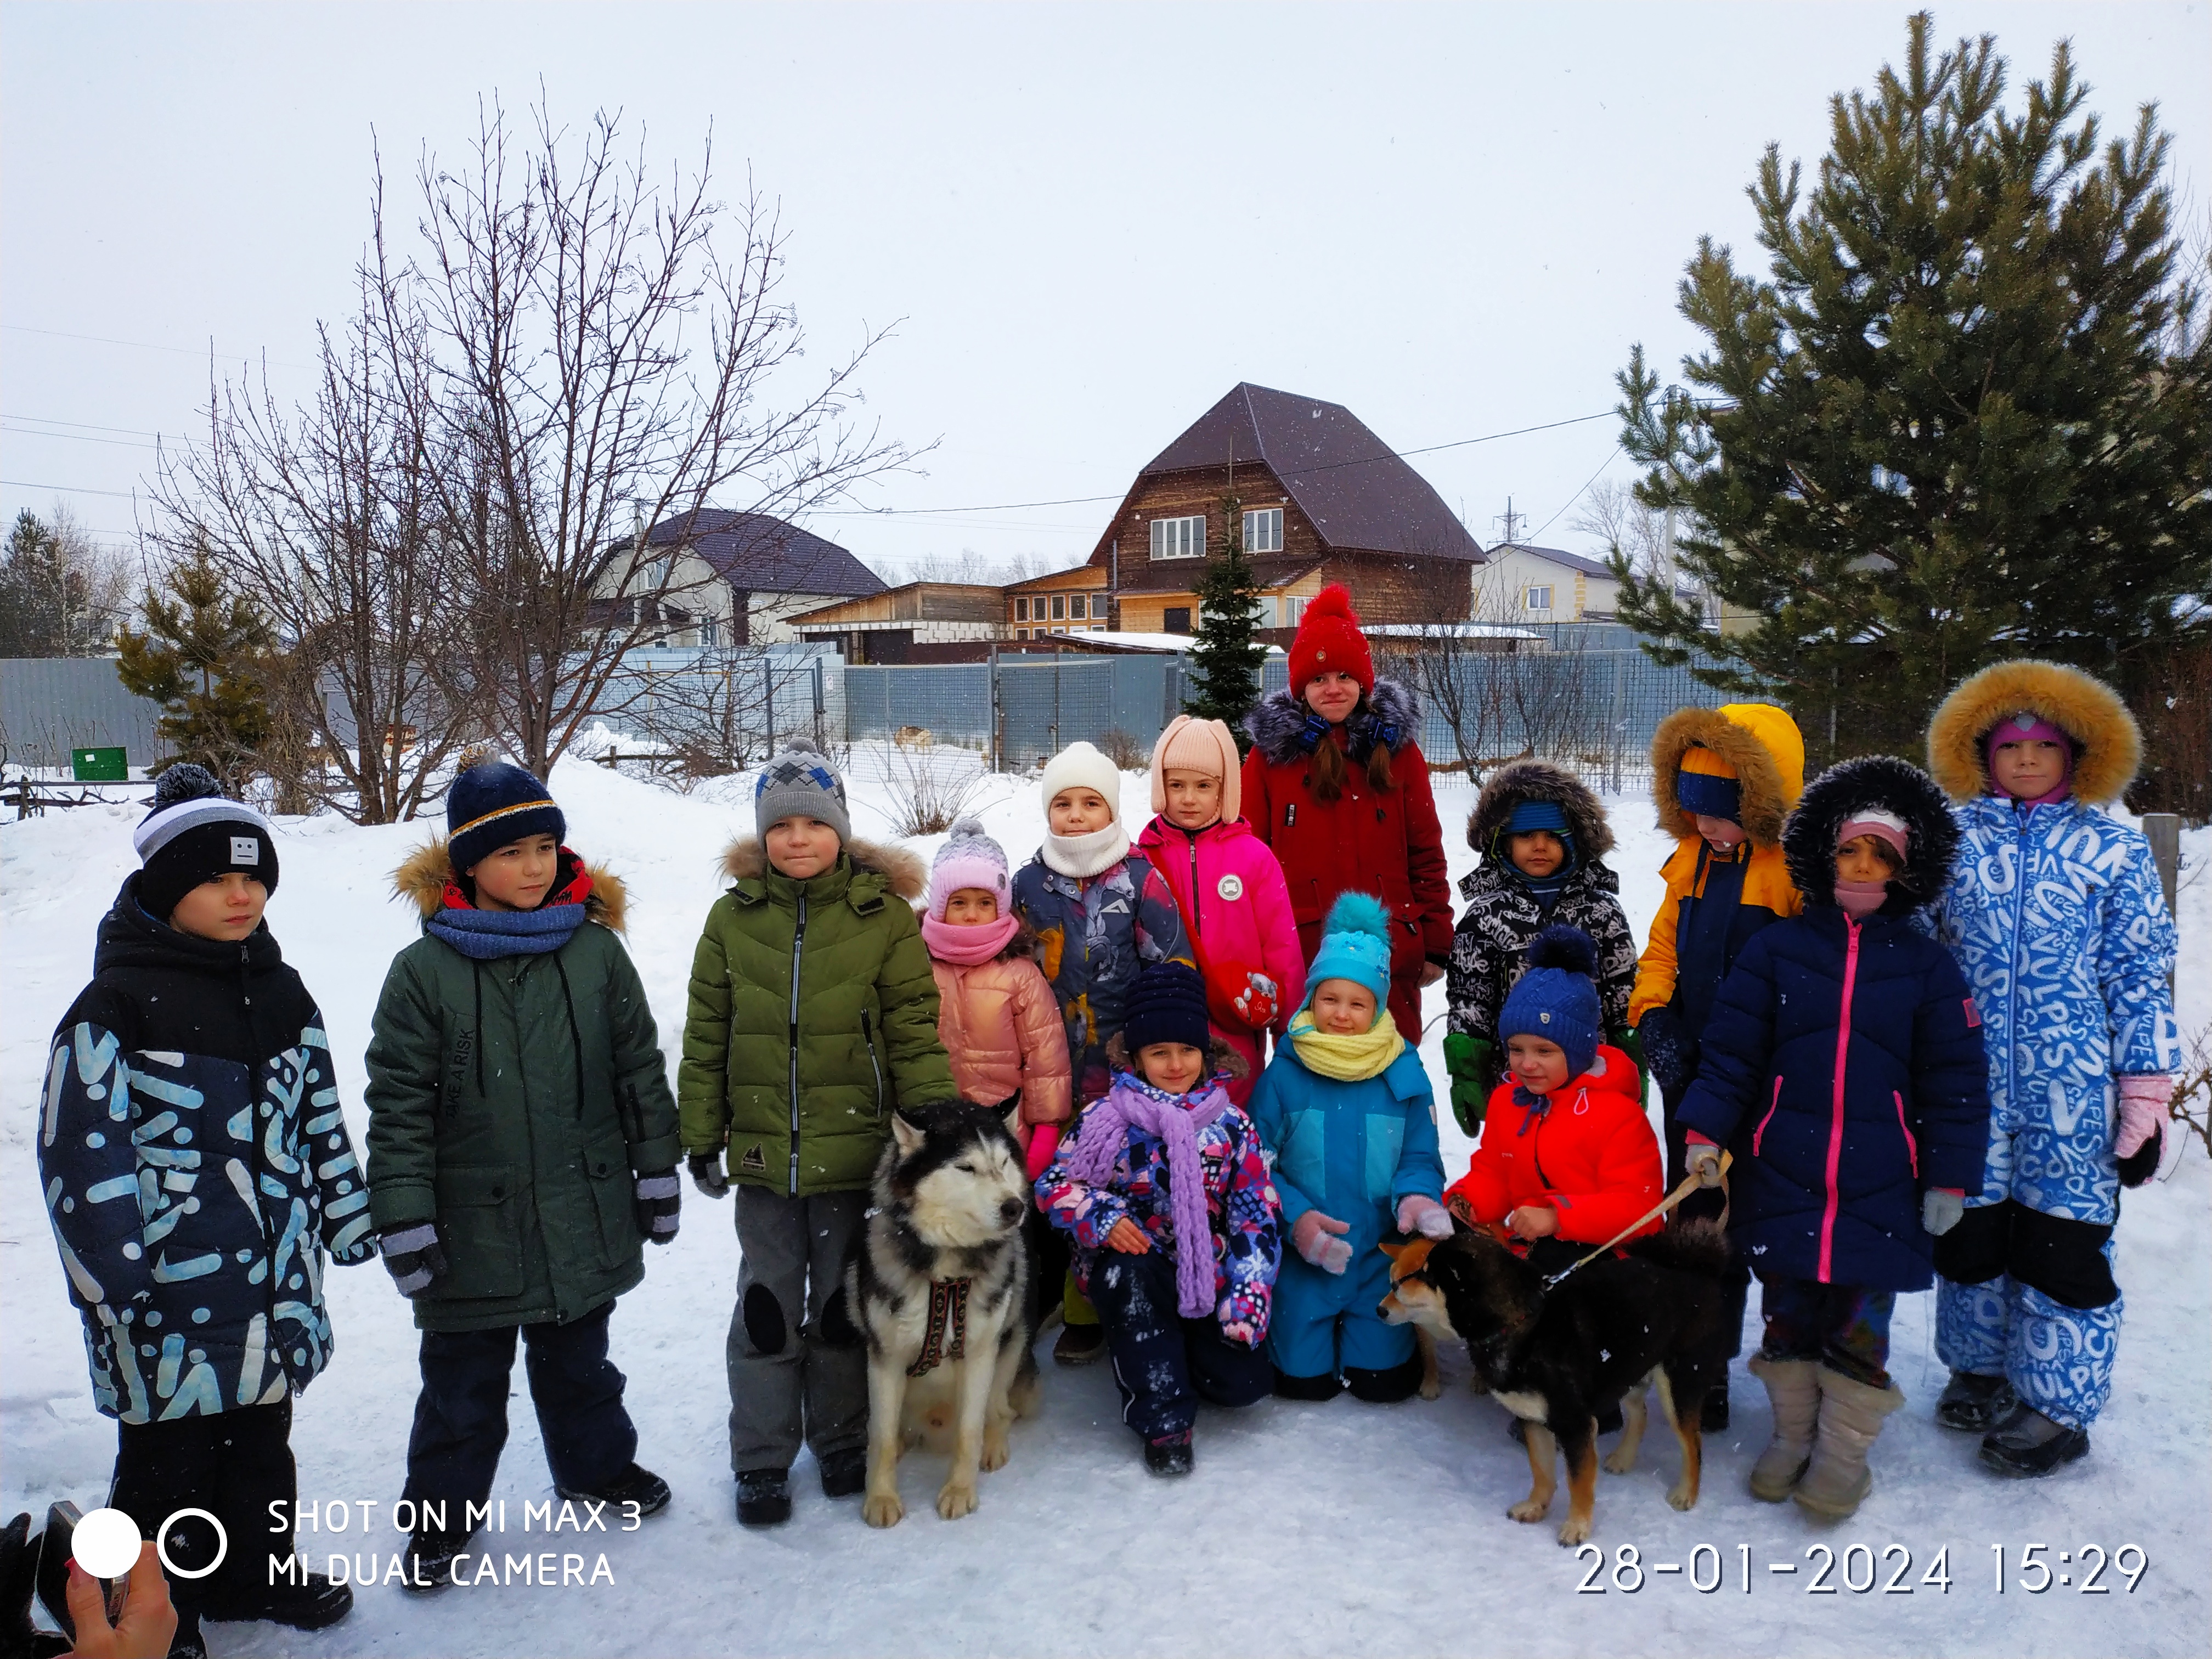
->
xmin=1303 ymin=891 xmax=1394 ymax=1012
xmin=1499 ymin=925 xmax=1603 ymax=1079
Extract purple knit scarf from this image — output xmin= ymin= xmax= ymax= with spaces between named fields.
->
xmin=1069 ymin=1073 xmax=1228 ymax=1318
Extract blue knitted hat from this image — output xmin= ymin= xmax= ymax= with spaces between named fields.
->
xmin=448 ymin=762 xmax=565 ymax=874
xmin=1499 ymin=925 xmax=1602 ymax=1078
xmin=1123 ymin=961 xmax=1211 ymax=1056
xmin=1303 ymin=891 xmax=1393 ymax=1011
xmin=1504 ymin=798 xmax=1569 ymax=837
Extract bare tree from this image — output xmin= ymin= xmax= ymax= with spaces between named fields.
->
xmin=1570 ymin=479 xmax=1671 ymax=579
xmin=411 ymin=99 xmax=913 ymax=776
xmin=620 ymin=637 xmax=828 ymax=783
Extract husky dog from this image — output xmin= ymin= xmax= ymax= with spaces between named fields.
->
xmin=847 ymin=1101 xmax=1039 ymax=1527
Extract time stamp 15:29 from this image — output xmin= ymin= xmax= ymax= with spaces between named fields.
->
xmin=1571 ymin=1543 xmax=2149 ymax=1596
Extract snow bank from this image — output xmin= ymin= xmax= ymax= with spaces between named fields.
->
xmin=2 ymin=764 xmax=2204 ymax=1658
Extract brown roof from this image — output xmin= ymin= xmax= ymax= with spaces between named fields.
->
xmin=1133 ymin=383 xmax=1485 ymax=562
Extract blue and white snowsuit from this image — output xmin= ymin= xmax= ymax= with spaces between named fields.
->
xmin=1925 ymin=794 xmax=2179 ymax=1429
xmin=1246 ymin=1043 xmax=1444 ymax=1379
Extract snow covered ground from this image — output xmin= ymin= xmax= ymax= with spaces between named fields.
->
xmin=3 ymin=749 xmax=2205 ymax=1658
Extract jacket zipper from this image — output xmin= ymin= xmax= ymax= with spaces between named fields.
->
xmin=787 ymin=894 xmax=809 ymax=1197
xmin=1752 ymin=1075 xmax=1783 ymax=1156
xmin=1893 ymin=1091 xmax=1918 ymax=1177
xmin=2006 ymin=809 xmax=2030 ymax=1117
xmin=1187 ymin=832 xmax=1203 ymax=936
xmin=862 ymin=1009 xmax=885 ymax=1118
xmin=1818 ymin=918 xmax=1863 ymax=1282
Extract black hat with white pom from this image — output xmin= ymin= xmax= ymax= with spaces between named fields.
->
xmin=134 ymin=764 xmax=279 ymax=919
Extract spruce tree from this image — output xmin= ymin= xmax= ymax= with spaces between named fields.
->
xmin=1183 ymin=496 xmax=1268 ymax=735
xmin=116 ymin=548 xmax=276 ymax=789
xmin=0 ymin=511 xmax=95 ymax=656
xmin=1607 ymin=12 xmax=2212 ymax=765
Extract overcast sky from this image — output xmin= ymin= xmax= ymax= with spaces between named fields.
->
xmin=3 ymin=1 xmax=2206 ymax=582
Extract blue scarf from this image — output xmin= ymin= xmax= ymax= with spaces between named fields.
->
xmin=426 ymin=901 xmax=586 ymax=960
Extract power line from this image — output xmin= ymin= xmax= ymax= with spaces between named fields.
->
xmin=1 ymin=323 xmax=314 ymax=371
xmin=0 ymin=478 xmax=143 ymax=499
xmin=1525 ymin=444 xmax=1626 ymax=544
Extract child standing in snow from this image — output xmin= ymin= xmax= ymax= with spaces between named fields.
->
xmin=1444 ymin=760 xmax=1638 ymax=1136
xmin=1921 ymin=663 xmax=2179 ymax=1477
xmin=678 ymin=738 xmax=957 ymax=1527
xmin=366 ymin=761 xmax=682 ymax=1581
xmin=1012 ymin=738 xmax=1193 ymax=1364
xmin=1034 ymin=962 xmax=1282 ymax=1475
xmin=1133 ymin=714 xmax=1304 ymax=1105
xmin=1675 ymin=757 xmax=1989 ymax=1519
xmin=38 ymin=765 xmax=373 ymax=1654
xmin=1248 ymin=893 xmax=1446 ymax=1403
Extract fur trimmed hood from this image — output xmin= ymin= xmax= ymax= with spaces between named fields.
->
xmin=1926 ymin=659 xmax=2141 ymax=806
xmin=1782 ymin=756 xmax=1959 ymax=916
xmin=1103 ymin=1029 xmax=1251 ymax=1082
xmin=392 ymin=838 xmax=628 ymax=932
xmin=1465 ymin=759 xmax=1615 ymax=860
xmin=720 ymin=834 xmax=927 ymax=901
xmin=1650 ymin=702 xmax=1805 ymax=848
xmin=1243 ymin=676 xmax=1422 ymax=767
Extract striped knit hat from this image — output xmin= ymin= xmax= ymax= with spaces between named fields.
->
xmin=448 ymin=761 xmax=566 ymax=874
xmin=135 ymin=763 xmax=279 ymax=918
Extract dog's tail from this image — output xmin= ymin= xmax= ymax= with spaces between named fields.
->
xmin=1621 ymin=1216 xmax=1730 ymax=1278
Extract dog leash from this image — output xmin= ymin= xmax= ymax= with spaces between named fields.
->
xmin=1538 ymin=1151 xmax=1732 ymax=1292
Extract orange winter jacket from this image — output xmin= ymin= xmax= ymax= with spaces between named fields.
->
xmin=1443 ymin=1046 xmax=1664 ymax=1246
xmin=932 ymin=951 xmax=1071 ymax=1137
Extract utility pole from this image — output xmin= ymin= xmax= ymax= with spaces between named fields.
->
xmin=1493 ymin=498 xmax=1527 ymax=546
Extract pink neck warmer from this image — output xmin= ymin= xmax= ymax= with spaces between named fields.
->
xmin=1835 ymin=879 xmax=1889 ymax=921
xmin=921 ymin=911 xmax=1018 ymax=965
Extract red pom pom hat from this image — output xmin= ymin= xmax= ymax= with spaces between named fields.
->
xmin=1286 ymin=583 xmax=1374 ymax=698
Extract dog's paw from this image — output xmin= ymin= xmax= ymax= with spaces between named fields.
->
xmin=980 ymin=1429 xmax=1011 ymax=1473
xmin=1556 ymin=1515 xmax=1593 ymax=1547
xmin=1466 ymin=1374 xmax=1491 ymax=1396
xmin=1508 ymin=1497 xmax=1550 ymax=1524
xmin=1419 ymin=1374 xmax=1443 ymax=1401
xmin=1667 ymin=1481 xmax=1699 ymax=1512
xmin=862 ymin=1489 xmax=905 ymax=1528
xmin=1602 ymin=1446 xmax=1638 ymax=1476
xmin=935 ymin=1481 xmax=978 ymax=1520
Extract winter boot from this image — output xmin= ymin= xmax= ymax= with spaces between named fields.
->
xmin=555 ymin=1462 xmax=670 ymax=1519
xmin=1979 ymin=1404 xmax=2091 ymax=1478
xmin=1143 ymin=1433 xmax=1194 ymax=1477
xmin=1746 ymin=1355 xmax=1820 ymax=1502
xmin=1052 ymin=1323 xmax=1106 ymax=1366
xmin=1936 ymin=1369 xmax=2015 ymax=1434
xmin=401 ymin=1521 xmax=478 ymax=1594
xmin=1792 ymin=1368 xmax=1904 ymax=1520
xmin=202 ymin=1571 xmax=353 ymax=1630
xmin=735 ymin=1469 xmax=792 ymax=1528
xmin=1272 ymin=1369 xmax=1344 ymax=1402
xmin=817 ymin=1448 xmax=867 ymax=1499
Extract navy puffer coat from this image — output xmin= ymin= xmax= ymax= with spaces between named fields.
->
xmin=1677 ymin=757 xmax=1989 ymax=1290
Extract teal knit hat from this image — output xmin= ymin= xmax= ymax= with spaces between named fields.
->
xmin=1303 ymin=891 xmax=1393 ymax=1009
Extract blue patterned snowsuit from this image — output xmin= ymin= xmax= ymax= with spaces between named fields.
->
xmin=1923 ymin=795 xmax=2179 ymax=1429
xmin=1246 ymin=1045 xmax=1444 ymax=1378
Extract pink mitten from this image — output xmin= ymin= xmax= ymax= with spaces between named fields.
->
xmin=1396 ymin=1194 xmax=1453 ymax=1240
xmin=2114 ymin=1075 xmax=2170 ymax=1159
xmin=1024 ymin=1122 xmax=1060 ymax=1183
xmin=1291 ymin=1210 xmax=1353 ymax=1274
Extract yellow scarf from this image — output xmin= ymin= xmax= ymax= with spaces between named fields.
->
xmin=1286 ymin=1010 xmax=1406 ymax=1082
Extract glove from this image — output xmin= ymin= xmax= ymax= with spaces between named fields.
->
xmin=1395 ymin=1194 xmax=1454 ymax=1240
xmin=1230 ymin=972 xmax=1277 ymax=1030
xmin=1291 ymin=1210 xmax=1353 ymax=1275
xmin=379 ymin=1223 xmax=448 ymax=1298
xmin=635 ymin=1169 xmax=681 ymax=1244
xmin=1620 ymin=1025 xmax=1645 ymax=1074
xmin=1441 ymin=1032 xmax=1493 ymax=1137
xmin=1921 ymin=1188 xmax=1965 ymax=1236
xmin=1684 ymin=1133 xmax=1724 ymax=1188
xmin=1638 ymin=1007 xmax=1694 ymax=1099
xmin=687 ymin=1150 xmax=730 ymax=1198
xmin=1023 ymin=1121 xmax=1060 ymax=1183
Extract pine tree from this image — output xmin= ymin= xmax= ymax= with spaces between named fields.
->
xmin=0 ymin=511 xmax=95 ymax=657
xmin=1607 ymin=12 xmax=2212 ymax=765
xmin=116 ymin=548 xmax=276 ymax=789
xmin=1183 ymin=496 xmax=1268 ymax=734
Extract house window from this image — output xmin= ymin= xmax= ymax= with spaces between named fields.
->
xmin=1525 ymin=585 xmax=1553 ymax=613
xmin=1243 ymin=508 xmax=1283 ymax=554
xmin=1016 ymin=596 xmax=1030 ymax=621
xmin=1051 ymin=595 xmax=1065 ymax=620
xmin=1015 ymin=627 xmax=1029 ymax=640
xmin=1163 ymin=606 xmax=1193 ymax=634
xmin=700 ymin=617 xmax=718 ymax=648
xmin=1091 ymin=623 xmax=1105 ymax=632
xmin=1149 ymin=515 xmax=1205 ymax=559
xmin=1068 ymin=594 xmax=1086 ymax=620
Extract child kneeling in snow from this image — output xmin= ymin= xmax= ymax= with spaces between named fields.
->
xmin=1248 ymin=893 xmax=1447 ymax=1403
xmin=1034 ymin=962 xmax=1282 ymax=1475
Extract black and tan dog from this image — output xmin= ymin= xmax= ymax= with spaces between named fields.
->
xmin=1379 ymin=1221 xmax=1729 ymax=1544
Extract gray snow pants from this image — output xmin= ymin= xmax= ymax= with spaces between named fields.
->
xmin=727 ymin=1186 xmax=868 ymax=1474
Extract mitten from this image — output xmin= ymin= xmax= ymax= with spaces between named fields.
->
xmin=634 ymin=1170 xmax=681 ymax=1244
xmin=1441 ymin=1032 xmax=1493 ymax=1137
xmin=2115 ymin=1074 xmax=2169 ymax=1187
xmin=1203 ymin=959 xmax=1272 ymax=1032
xmin=1024 ymin=1122 xmax=1060 ymax=1183
xmin=1291 ymin=1210 xmax=1353 ymax=1275
xmin=1638 ymin=1007 xmax=1694 ymax=1098
xmin=1684 ymin=1131 xmax=1724 ymax=1188
xmin=1395 ymin=1194 xmax=1453 ymax=1240
xmin=1921 ymin=1188 xmax=1965 ymax=1236
xmin=687 ymin=1149 xmax=730 ymax=1198
xmin=1231 ymin=972 xmax=1277 ymax=1031
xmin=379 ymin=1223 xmax=448 ymax=1297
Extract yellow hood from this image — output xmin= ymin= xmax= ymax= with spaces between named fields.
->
xmin=1650 ymin=701 xmax=1806 ymax=848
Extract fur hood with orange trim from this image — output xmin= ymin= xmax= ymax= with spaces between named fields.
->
xmin=719 ymin=835 xmax=927 ymax=903
xmin=1926 ymin=659 xmax=2141 ymax=806
xmin=393 ymin=838 xmax=630 ymax=932
xmin=1649 ymin=702 xmax=1807 ymax=848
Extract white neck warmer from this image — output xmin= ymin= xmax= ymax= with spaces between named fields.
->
xmin=1042 ymin=820 xmax=1130 ymax=879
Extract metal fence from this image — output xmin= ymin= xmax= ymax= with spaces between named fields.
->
xmin=584 ymin=642 xmax=846 ymax=761
xmin=843 ymin=652 xmax=1187 ymax=768
xmin=0 ymin=657 xmax=171 ymax=771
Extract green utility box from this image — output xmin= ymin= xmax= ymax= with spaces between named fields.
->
xmin=71 ymin=747 xmax=128 ymax=782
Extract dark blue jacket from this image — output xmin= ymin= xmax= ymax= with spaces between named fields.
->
xmin=1676 ymin=758 xmax=1989 ymax=1291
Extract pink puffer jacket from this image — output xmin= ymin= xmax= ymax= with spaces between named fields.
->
xmin=1134 ymin=815 xmax=1306 ymax=1103
xmin=931 ymin=950 xmax=1072 ymax=1138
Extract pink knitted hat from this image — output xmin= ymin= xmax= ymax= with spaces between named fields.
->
xmin=1149 ymin=714 xmax=1242 ymax=821
xmin=1836 ymin=807 xmax=1910 ymax=862
xmin=926 ymin=815 xmax=1012 ymax=921
xmin=1985 ymin=712 xmax=2074 ymax=759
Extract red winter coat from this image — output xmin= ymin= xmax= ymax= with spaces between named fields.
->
xmin=1443 ymin=1045 xmax=1663 ymax=1246
xmin=1240 ymin=679 xmax=1453 ymax=1042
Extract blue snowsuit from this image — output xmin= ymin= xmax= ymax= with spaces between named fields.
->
xmin=1246 ymin=1043 xmax=1444 ymax=1379
xmin=1923 ymin=794 xmax=2180 ymax=1429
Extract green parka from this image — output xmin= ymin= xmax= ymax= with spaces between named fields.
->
xmin=680 ymin=837 xmax=954 ymax=1194
xmin=364 ymin=843 xmax=681 ymax=1333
